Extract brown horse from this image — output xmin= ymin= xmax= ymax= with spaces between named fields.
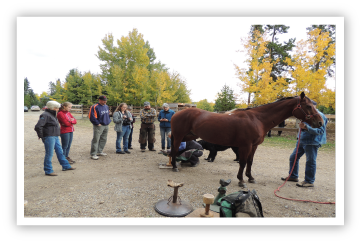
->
xmin=169 ymin=92 xmax=324 ymax=187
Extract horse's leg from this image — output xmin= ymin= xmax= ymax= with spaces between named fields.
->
xmin=170 ymin=134 xmax=182 ymax=172
xmin=245 ymin=145 xmax=258 ymax=183
xmin=237 ymin=145 xmax=252 ymax=187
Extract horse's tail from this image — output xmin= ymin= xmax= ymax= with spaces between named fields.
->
xmin=171 ymin=134 xmax=174 ymax=151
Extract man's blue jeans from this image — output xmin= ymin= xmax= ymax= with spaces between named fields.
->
xmin=60 ymin=132 xmax=73 ymax=157
xmin=289 ymin=142 xmax=320 ymax=184
xmin=160 ymin=127 xmax=171 ymax=149
xmin=42 ymin=136 xmax=72 ymax=174
xmin=116 ymin=125 xmax=131 ymax=152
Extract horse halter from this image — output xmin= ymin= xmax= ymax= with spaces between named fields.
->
xmin=292 ymin=97 xmax=319 ymax=122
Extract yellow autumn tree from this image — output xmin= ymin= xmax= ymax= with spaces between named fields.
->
xmin=286 ymin=28 xmax=335 ymax=107
xmin=235 ymin=29 xmax=289 ymax=106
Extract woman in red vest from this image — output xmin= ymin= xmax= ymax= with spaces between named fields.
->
xmin=57 ymin=102 xmax=77 ymax=164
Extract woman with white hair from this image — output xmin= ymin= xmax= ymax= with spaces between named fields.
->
xmin=34 ymin=101 xmax=76 ymax=176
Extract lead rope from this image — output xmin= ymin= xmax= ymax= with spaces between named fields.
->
xmin=273 ymin=127 xmax=335 ymax=205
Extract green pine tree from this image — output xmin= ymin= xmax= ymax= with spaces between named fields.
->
xmin=214 ymin=85 xmax=236 ymax=112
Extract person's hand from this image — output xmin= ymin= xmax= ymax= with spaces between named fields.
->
xmin=97 ymin=124 xmax=101 ymax=126
xmin=70 ymin=118 xmax=74 ymax=121
xmin=299 ymin=123 xmax=307 ymax=130
xmin=129 ymin=117 xmax=132 ymax=121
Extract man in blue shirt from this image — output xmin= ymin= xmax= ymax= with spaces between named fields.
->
xmin=88 ymin=95 xmax=111 ymax=160
xmin=157 ymin=103 xmax=175 ymax=152
xmin=281 ymin=100 xmax=328 ymax=187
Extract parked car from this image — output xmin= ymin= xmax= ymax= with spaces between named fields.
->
xmin=24 ymin=106 xmax=28 ymax=112
xmin=42 ymin=106 xmax=47 ymax=111
xmin=30 ymin=105 xmax=40 ymax=111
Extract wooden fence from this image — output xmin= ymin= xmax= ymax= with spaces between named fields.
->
xmin=268 ymin=115 xmax=335 ymax=133
xmin=75 ymin=105 xmax=335 ymax=133
xmin=70 ymin=105 xmax=84 ymax=117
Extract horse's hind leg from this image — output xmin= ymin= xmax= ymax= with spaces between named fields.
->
xmin=245 ymin=145 xmax=258 ymax=183
xmin=237 ymin=146 xmax=251 ymax=187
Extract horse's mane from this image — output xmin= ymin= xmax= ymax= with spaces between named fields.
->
xmin=226 ymin=96 xmax=298 ymax=113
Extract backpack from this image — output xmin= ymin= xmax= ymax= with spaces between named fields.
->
xmin=219 ymin=189 xmax=264 ymax=217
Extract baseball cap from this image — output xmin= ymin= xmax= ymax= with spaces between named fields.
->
xmin=98 ymin=95 xmax=107 ymax=101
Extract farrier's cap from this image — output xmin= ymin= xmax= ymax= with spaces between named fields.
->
xmin=144 ymin=101 xmax=150 ymax=106
xmin=162 ymin=103 xmax=169 ymax=108
xmin=98 ymin=95 xmax=107 ymax=101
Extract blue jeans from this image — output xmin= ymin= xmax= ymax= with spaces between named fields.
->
xmin=42 ymin=136 xmax=72 ymax=174
xmin=60 ymin=132 xmax=73 ymax=157
xmin=289 ymin=142 xmax=320 ymax=184
xmin=160 ymin=127 xmax=171 ymax=149
xmin=116 ymin=125 xmax=131 ymax=152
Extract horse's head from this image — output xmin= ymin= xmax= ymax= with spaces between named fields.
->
xmin=293 ymin=92 xmax=324 ymax=128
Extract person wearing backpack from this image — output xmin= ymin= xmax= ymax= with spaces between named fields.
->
xmin=88 ymin=95 xmax=111 ymax=160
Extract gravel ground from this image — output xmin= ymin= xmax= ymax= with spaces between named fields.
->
xmin=24 ymin=111 xmax=336 ymax=218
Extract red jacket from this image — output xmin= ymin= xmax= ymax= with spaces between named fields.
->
xmin=57 ymin=110 xmax=77 ymax=134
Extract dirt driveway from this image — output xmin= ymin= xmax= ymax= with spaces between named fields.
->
xmin=23 ymin=111 xmax=336 ymax=218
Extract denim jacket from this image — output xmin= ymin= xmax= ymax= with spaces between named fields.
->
xmin=158 ymin=109 xmax=175 ymax=128
xmin=299 ymin=111 xmax=328 ymax=145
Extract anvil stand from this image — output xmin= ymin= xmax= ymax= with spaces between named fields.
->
xmin=155 ymin=180 xmax=193 ymax=217
xmin=203 ymin=179 xmax=231 ymax=213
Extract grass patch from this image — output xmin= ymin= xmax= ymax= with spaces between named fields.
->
xmin=263 ymin=134 xmax=335 ymax=152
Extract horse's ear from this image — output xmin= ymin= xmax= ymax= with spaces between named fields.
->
xmin=300 ymin=92 xmax=305 ymax=100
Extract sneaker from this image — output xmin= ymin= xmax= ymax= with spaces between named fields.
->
xmin=158 ymin=150 xmax=165 ymax=154
xmin=296 ymin=181 xmax=314 ymax=187
xmin=128 ymin=147 xmax=133 ymax=149
xmin=62 ymin=167 xmax=76 ymax=171
xmin=124 ymin=150 xmax=131 ymax=154
xmin=116 ymin=151 xmax=125 ymax=154
xmin=97 ymin=152 xmax=107 ymax=156
xmin=45 ymin=173 xmax=58 ymax=176
xmin=149 ymin=149 xmax=156 ymax=151
xmin=141 ymin=149 xmax=145 ymax=152
xmin=91 ymin=155 xmax=99 ymax=160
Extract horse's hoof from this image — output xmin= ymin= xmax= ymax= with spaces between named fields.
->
xmin=172 ymin=168 xmax=179 ymax=172
xmin=238 ymin=182 xmax=247 ymax=188
xmin=248 ymin=179 xmax=256 ymax=184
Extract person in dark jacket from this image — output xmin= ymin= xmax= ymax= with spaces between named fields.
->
xmin=157 ymin=103 xmax=175 ymax=153
xmin=34 ymin=101 xmax=76 ymax=176
xmin=267 ymin=120 xmax=286 ymax=137
xmin=127 ymin=106 xmax=136 ymax=149
xmin=165 ymin=132 xmax=203 ymax=167
xmin=88 ymin=95 xmax=111 ymax=160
